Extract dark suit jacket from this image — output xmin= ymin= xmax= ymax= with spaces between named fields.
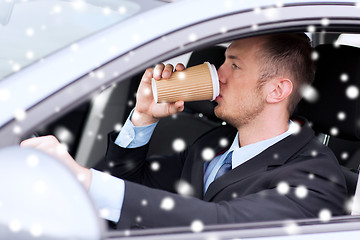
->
xmin=105 ymin=119 xmax=347 ymax=229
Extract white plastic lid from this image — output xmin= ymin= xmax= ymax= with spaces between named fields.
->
xmin=205 ymin=62 xmax=220 ymax=100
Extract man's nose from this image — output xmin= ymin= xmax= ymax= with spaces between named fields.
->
xmin=217 ymin=64 xmax=226 ymax=84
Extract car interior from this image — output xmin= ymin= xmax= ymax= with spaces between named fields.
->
xmin=35 ymin=32 xmax=360 ymax=216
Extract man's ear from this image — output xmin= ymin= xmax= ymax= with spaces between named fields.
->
xmin=266 ymin=78 xmax=293 ymax=103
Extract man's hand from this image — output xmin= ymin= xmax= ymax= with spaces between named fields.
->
xmin=132 ymin=63 xmax=185 ymax=126
xmin=20 ymin=136 xmax=92 ymax=190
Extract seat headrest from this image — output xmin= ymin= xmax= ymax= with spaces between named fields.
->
xmin=184 ymin=46 xmax=226 ymax=122
xmin=297 ymin=44 xmax=360 ymax=140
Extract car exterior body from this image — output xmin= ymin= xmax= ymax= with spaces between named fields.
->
xmin=1 ymin=0 xmax=360 ymax=239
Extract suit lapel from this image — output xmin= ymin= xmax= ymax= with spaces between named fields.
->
xmin=189 ymin=126 xmax=237 ymax=199
xmin=203 ymin=120 xmax=315 ymax=201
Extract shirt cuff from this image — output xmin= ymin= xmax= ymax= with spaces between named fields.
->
xmin=88 ymin=169 xmax=125 ymax=223
xmin=115 ymin=109 xmax=158 ymax=148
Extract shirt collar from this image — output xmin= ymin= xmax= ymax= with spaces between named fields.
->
xmin=228 ymin=120 xmax=298 ymax=169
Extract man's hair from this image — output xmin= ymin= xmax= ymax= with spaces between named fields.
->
xmin=257 ymin=33 xmax=316 ymax=115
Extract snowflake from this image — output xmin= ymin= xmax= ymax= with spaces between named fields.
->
xmin=341 ymin=152 xmax=349 ymax=160
xmin=340 ymin=73 xmax=349 ymax=82
xmin=321 ymin=18 xmax=330 ymax=26
xmin=26 ymin=27 xmax=35 ymax=37
xmin=175 ymin=180 xmax=194 ymax=196
xmin=30 ymin=224 xmax=43 ymax=237
xmin=9 ymin=219 xmax=22 ymax=232
xmin=301 ymin=85 xmax=319 ymax=102
xmin=346 ymin=85 xmax=359 ymax=99
xmin=160 ymin=197 xmax=175 ymax=211
xmin=337 ymin=112 xmax=346 ymax=121
xmin=151 ymin=161 xmax=160 ymax=172
xmin=141 ymin=199 xmax=148 ymax=206
xmin=283 ymin=221 xmax=300 ymax=235
xmin=277 ymin=181 xmax=290 ymax=195
xmin=330 ymin=127 xmax=339 ymax=136
xmin=191 ymin=220 xmax=204 ymax=233
xmin=319 ymin=209 xmax=332 ymax=222
xmin=172 ymin=138 xmax=186 ymax=152
xmin=114 ymin=123 xmax=123 ymax=132
xmin=295 ymin=185 xmax=308 ymax=199
xmin=26 ymin=154 xmax=39 ymax=167
xmin=100 ymin=208 xmax=110 ymax=218
xmin=263 ymin=7 xmax=280 ymax=21
xmin=14 ymin=108 xmax=26 ymax=121
xmin=307 ymin=25 xmax=316 ymax=33
xmin=188 ymin=33 xmax=197 ymax=42
xmin=202 ymin=148 xmax=215 ymax=161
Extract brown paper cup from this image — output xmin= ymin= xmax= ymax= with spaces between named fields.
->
xmin=152 ymin=62 xmax=219 ymax=103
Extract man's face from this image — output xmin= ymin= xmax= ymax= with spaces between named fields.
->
xmin=214 ymin=37 xmax=266 ymax=128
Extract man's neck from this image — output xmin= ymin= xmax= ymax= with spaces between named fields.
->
xmin=236 ymin=113 xmax=289 ymax=147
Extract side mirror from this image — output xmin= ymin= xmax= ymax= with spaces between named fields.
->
xmin=0 ymin=146 xmax=105 ymax=239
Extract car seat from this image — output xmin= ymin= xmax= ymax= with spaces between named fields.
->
xmin=296 ymin=44 xmax=360 ymax=209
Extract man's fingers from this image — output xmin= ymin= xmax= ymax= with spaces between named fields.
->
xmin=153 ymin=64 xmax=165 ymax=80
xmin=141 ymin=68 xmax=154 ymax=84
xmin=162 ymin=64 xmax=174 ymax=79
xmin=167 ymin=101 xmax=184 ymax=115
xmin=175 ymin=63 xmax=185 ymax=71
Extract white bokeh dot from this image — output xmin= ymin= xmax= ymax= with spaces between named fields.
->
xmin=27 ymin=154 xmax=39 ymax=167
xmin=319 ymin=209 xmax=332 ymax=222
xmin=321 ymin=18 xmax=330 ymax=26
xmin=340 ymin=73 xmax=349 ymax=82
xmin=307 ymin=25 xmax=316 ymax=33
xmin=330 ymin=127 xmax=339 ymax=136
xmin=337 ymin=112 xmax=346 ymax=121
xmin=30 ymin=224 xmax=43 ymax=237
xmin=191 ymin=220 xmax=204 ymax=233
xmin=13 ymin=126 xmax=22 ymax=135
xmin=202 ymin=148 xmax=215 ymax=161
xmin=151 ymin=161 xmax=160 ymax=171
xmin=311 ymin=150 xmax=318 ymax=157
xmin=301 ymin=85 xmax=319 ymax=102
xmin=14 ymin=109 xmax=26 ymax=121
xmin=114 ymin=123 xmax=122 ymax=131
xmin=172 ymin=138 xmax=186 ymax=152
xmin=311 ymin=51 xmax=319 ymax=61
xmin=341 ymin=152 xmax=349 ymax=160
xmin=176 ymin=180 xmax=194 ymax=196
xmin=9 ymin=219 xmax=22 ymax=232
xmin=160 ymin=197 xmax=175 ymax=211
xmin=26 ymin=28 xmax=34 ymax=37
xmin=283 ymin=221 xmax=300 ymax=235
xmin=295 ymin=185 xmax=308 ymax=199
xmin=141 ymin=199 xmax=148 ymax=206
xmin=219 ymin=138 xmax=229 ymax=147
xmin=277 ymin=181 xmax=290 ymax=195
xmin=188 ymin=33 xmax=197 ymax=42
xmin=346 ymin=85 xmax=359 ymax=99
xmin=26 ymin=50 xmax=35 ymax=59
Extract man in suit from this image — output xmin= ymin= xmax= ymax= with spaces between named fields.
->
xmin=21 ymin=33 xmax=347 ymax=229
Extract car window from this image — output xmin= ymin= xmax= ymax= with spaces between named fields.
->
xmin=0 ymin=0 xmax=141 ymax=81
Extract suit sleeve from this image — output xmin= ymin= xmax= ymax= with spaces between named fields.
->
xmin=105 ymin=131 xmax=188 ymax=193
xmin=116 ymin=148 xmax=347 ymax=229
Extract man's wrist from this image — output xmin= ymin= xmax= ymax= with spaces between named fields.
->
xmin=131 ymin=109 xmax=158 ymax=127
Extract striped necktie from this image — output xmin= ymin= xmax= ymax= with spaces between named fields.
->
xmin=214 ymin=151 xmax=233 ymax=180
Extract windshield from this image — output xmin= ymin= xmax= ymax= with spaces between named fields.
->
xmin=0 ymin=0 xmax=141 ymax=81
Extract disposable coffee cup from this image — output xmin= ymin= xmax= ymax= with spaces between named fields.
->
xmin=152 ymin=62 xmax=219 ymax=103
